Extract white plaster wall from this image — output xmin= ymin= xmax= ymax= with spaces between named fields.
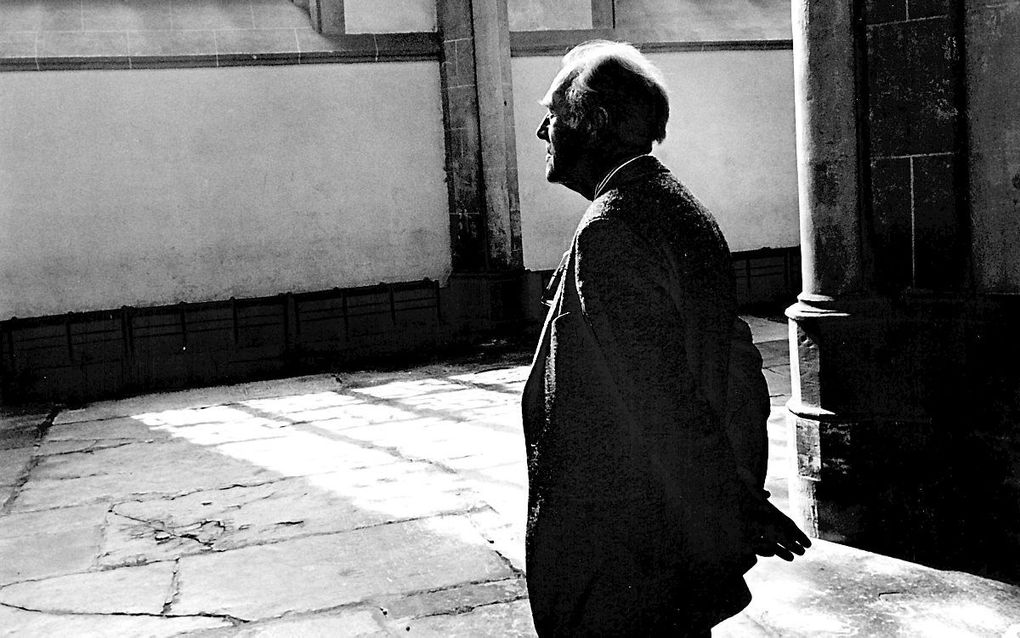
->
xmin=0 ymin=63 xmax=451 ymax=318
xmin=508 ymin=0 xmax=592 ymax=31
xmin=512 ymin=50 xmax=799 ymax=270
xmin=344 ymin=0 xmax=436 ymax=33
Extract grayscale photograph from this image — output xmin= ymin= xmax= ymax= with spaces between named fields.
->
xmin=1 ymin=1 xmax=1018 ymax=636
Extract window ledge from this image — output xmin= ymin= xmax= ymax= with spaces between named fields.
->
xmin=0 ymin=30 xmax=440 ymax=72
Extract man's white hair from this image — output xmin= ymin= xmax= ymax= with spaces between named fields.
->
xmin=557 ymin=40 xmax=670 ymax=148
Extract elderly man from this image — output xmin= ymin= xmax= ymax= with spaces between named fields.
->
xmin=521 ymin=41 xmax=809 ymax=636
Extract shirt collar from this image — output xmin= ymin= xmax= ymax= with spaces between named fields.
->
xmin=593 ymin=154 xmax=652 ymax=199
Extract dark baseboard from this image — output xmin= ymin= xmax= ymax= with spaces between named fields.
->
xmin=0 ymin=247 xmax=799 ymax=406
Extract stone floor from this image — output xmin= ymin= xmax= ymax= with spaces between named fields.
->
xmin=1 ymin=316 xmax=1018 ymax=637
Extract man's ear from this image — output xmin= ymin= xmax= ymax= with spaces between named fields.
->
xmin=586 ymin=106 xmax=611 ymax=145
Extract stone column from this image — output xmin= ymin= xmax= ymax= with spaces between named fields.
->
xmin=470 ymin=0 xmax=523 ymax=271
xmin=437 ymin=0 xmax=523 ymax=272
xmin=786 ymin=0 xmax=866 ymax=537
xmin=308 ymin=0 xmax=343 ymax=34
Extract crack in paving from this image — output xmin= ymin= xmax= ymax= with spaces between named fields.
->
xmin=382 ymin=575 xmax=530 ymax=620
xmin=37 ymin=440 xmax=138 ymax=457
xmin=1 ymin=408 xmax=59 ymax=515
xmin=0 ymin=600 xmax=247 ymax=625
xmin=76 ymin=507 xmax=501 ymax=574
xmin=162 ymin=558 xmax=181 ymax=615
xmin=232 ymin=402 xmax=524 ymax=498
xmin=415 ymin=592 xmax=531 ymax=620
xmin=443 ymin=375 xmax=525 ymax=397
xmin=106 ymin=510 xmax=221 ymax=556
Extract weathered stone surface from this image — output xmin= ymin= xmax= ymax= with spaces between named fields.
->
xmin=305 ymin=463 xmax=483 ymax=521
xmin=0 ymin=526 xmax=102 ymax=585
xmin=12 ymin=439 xmax=278 ymax=512
xmin=99 ymin=512 xmax=213 ymax=568
xmin=172 ymin=516 xmax=513 ymax=621
xmin=337 ymin=417 xmax=521 ymax=474
xmin=0 ymin=561 xmax=174 ymax=614
xmin=391 ymin=599 xmax=535 ymax=637
xmin=351 ymin=378 xmax=464 ymax=400
xmin=46 ymin=416 xmax=175 ymax=442
xmin=0 ymin=502 xmax=109 ymax=539
xmin=460 ymin=507 xmax=525 ymax=571
xmin=37 ymin=437 xmax=137 ymax=456
xmin=0 ymin=447 xmax=33 ymax=490
xmin=739 ymin=539 xmax=1020 ymax=637
xmin=0 ymin=605 xmax=229 ymax=638
xmin=213 ymin=429 xmax=399 ymax=478
xmin=449 ymin=366 xmax=530 ymax=387
xmin=379 ymin=577 xmax=528 ymax=621
xmin=0 ymin=412 xmax=48 ymax=432
xmin=0 ymin=423 xmax=38 ymax=451
xmin=763 ymin=365 xmax=792 ymax=404
xmin=99 ymin=465 xmax=478 ymax=567
xmin=190 ymin=608 xmax=386 ymax=637
xmin=132 ymin=404 xmax=295 ymax=446
xmin=744 ymin=315 xmax=788 ymax=344
xmin=52 ymin=375 xmax=344 ymax=425
xmin=714 ymin=611 xmax=774 ymax=637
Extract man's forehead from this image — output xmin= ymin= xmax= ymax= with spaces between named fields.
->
xmin=541 ymin=66 xmax=577 ymax=109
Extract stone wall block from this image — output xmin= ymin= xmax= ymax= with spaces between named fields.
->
xmin=913 ymin=152 xmax=966 ymax=289
xmin=865 ymin=0 xmax=906 ymax=24
xmin=870 ymin=156 xmax=913 ymax=290
xmin=908 ymin=0 xmax=954 ymax=19
xmin=867 ymin=18 xmax=960 ymax=156
xmin=438 ymin=0 xmax=473 ymax=40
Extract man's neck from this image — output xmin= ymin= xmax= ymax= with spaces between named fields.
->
xmin=593 ymin=154 xmax=648 ymax=198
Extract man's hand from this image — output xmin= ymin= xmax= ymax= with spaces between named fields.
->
xmin=747 ymin=499 xmax=812 ymax=561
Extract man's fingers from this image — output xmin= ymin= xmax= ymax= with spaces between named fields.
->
xmin=773 ymin=544 xmax=795 ymax=561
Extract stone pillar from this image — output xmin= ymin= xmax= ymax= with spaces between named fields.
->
xmin=308 ymin=0 xmax=343 ymax=34
xmin=470 ymin=0 xmax=523 ymax=271
xmin=437 ymin=0 xmax=523 ymax=272
xmin=786 ymin=0 xmax=867 ymax=539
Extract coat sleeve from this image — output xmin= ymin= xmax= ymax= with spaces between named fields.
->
xmin=725 ymin=317 xmax=771 ymax=494
xmin=573 ymin=217 xmax=712 ymax=444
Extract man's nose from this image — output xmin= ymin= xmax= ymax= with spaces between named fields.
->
xmin=536 ymin=115 xmax=549 ymax=141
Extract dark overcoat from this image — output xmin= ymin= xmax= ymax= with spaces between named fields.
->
xmin=522 ymin=156 xmax=760 ymax=635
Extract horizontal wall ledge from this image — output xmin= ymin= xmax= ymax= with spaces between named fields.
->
xmin=0 ymin=249 xmax=800 ymax=405
xmin=510 ymin=29 xmax=793 ymax=57
xmin=0 ymin=31 xmax=440 ymax=72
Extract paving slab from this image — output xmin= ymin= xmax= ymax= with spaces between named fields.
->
xmin=721 ymin=539 xmax=1020 ymax=637
xmin=172 ymin=515 xmax=515 ymax=621
xmin=377 ymin=577 xmax=528 ymax=621
xmin=0 ymin=424 xmax=38 ymax=451
xmin=47 ymin=415 xmax=177 ymax=442
xmin=0 ymin=502 xmax=109 ymax=539
xmin=745 ymin=314 xmax=789 ymax=344
xmin=389 ymin=599 xmax=536 ymax=637
xmin=0 ymin=525 xmax=102 ymax=585
xmin=188 ymin=607 xmax=387 ymax=637
xmin=99 ymin=463 xmax=484 ymax=567
xmin=0 ymin=560 xmax=175 ymax=614
xmin=763 ymin=365 xmax=792 ymax=404
xmin=3 ymin=316 xmax=1019 ymax=637
xmin=12 ymin=439 xmax=280 ymax=512
xmin=52 ymin=375 xmax=347 ymax=425
xmin=0 ymin=447 xmax=34 ymax=493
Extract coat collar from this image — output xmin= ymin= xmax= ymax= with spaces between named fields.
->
xmin=593 ymin=154 xmax=668 ymax=199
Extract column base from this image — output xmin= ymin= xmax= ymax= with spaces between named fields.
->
xmin=785 ymin=294 xmax=1020 ymax=583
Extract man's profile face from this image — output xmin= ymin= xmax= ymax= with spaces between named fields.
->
xmin=536 ymin=69 xmax=591 ymax=192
